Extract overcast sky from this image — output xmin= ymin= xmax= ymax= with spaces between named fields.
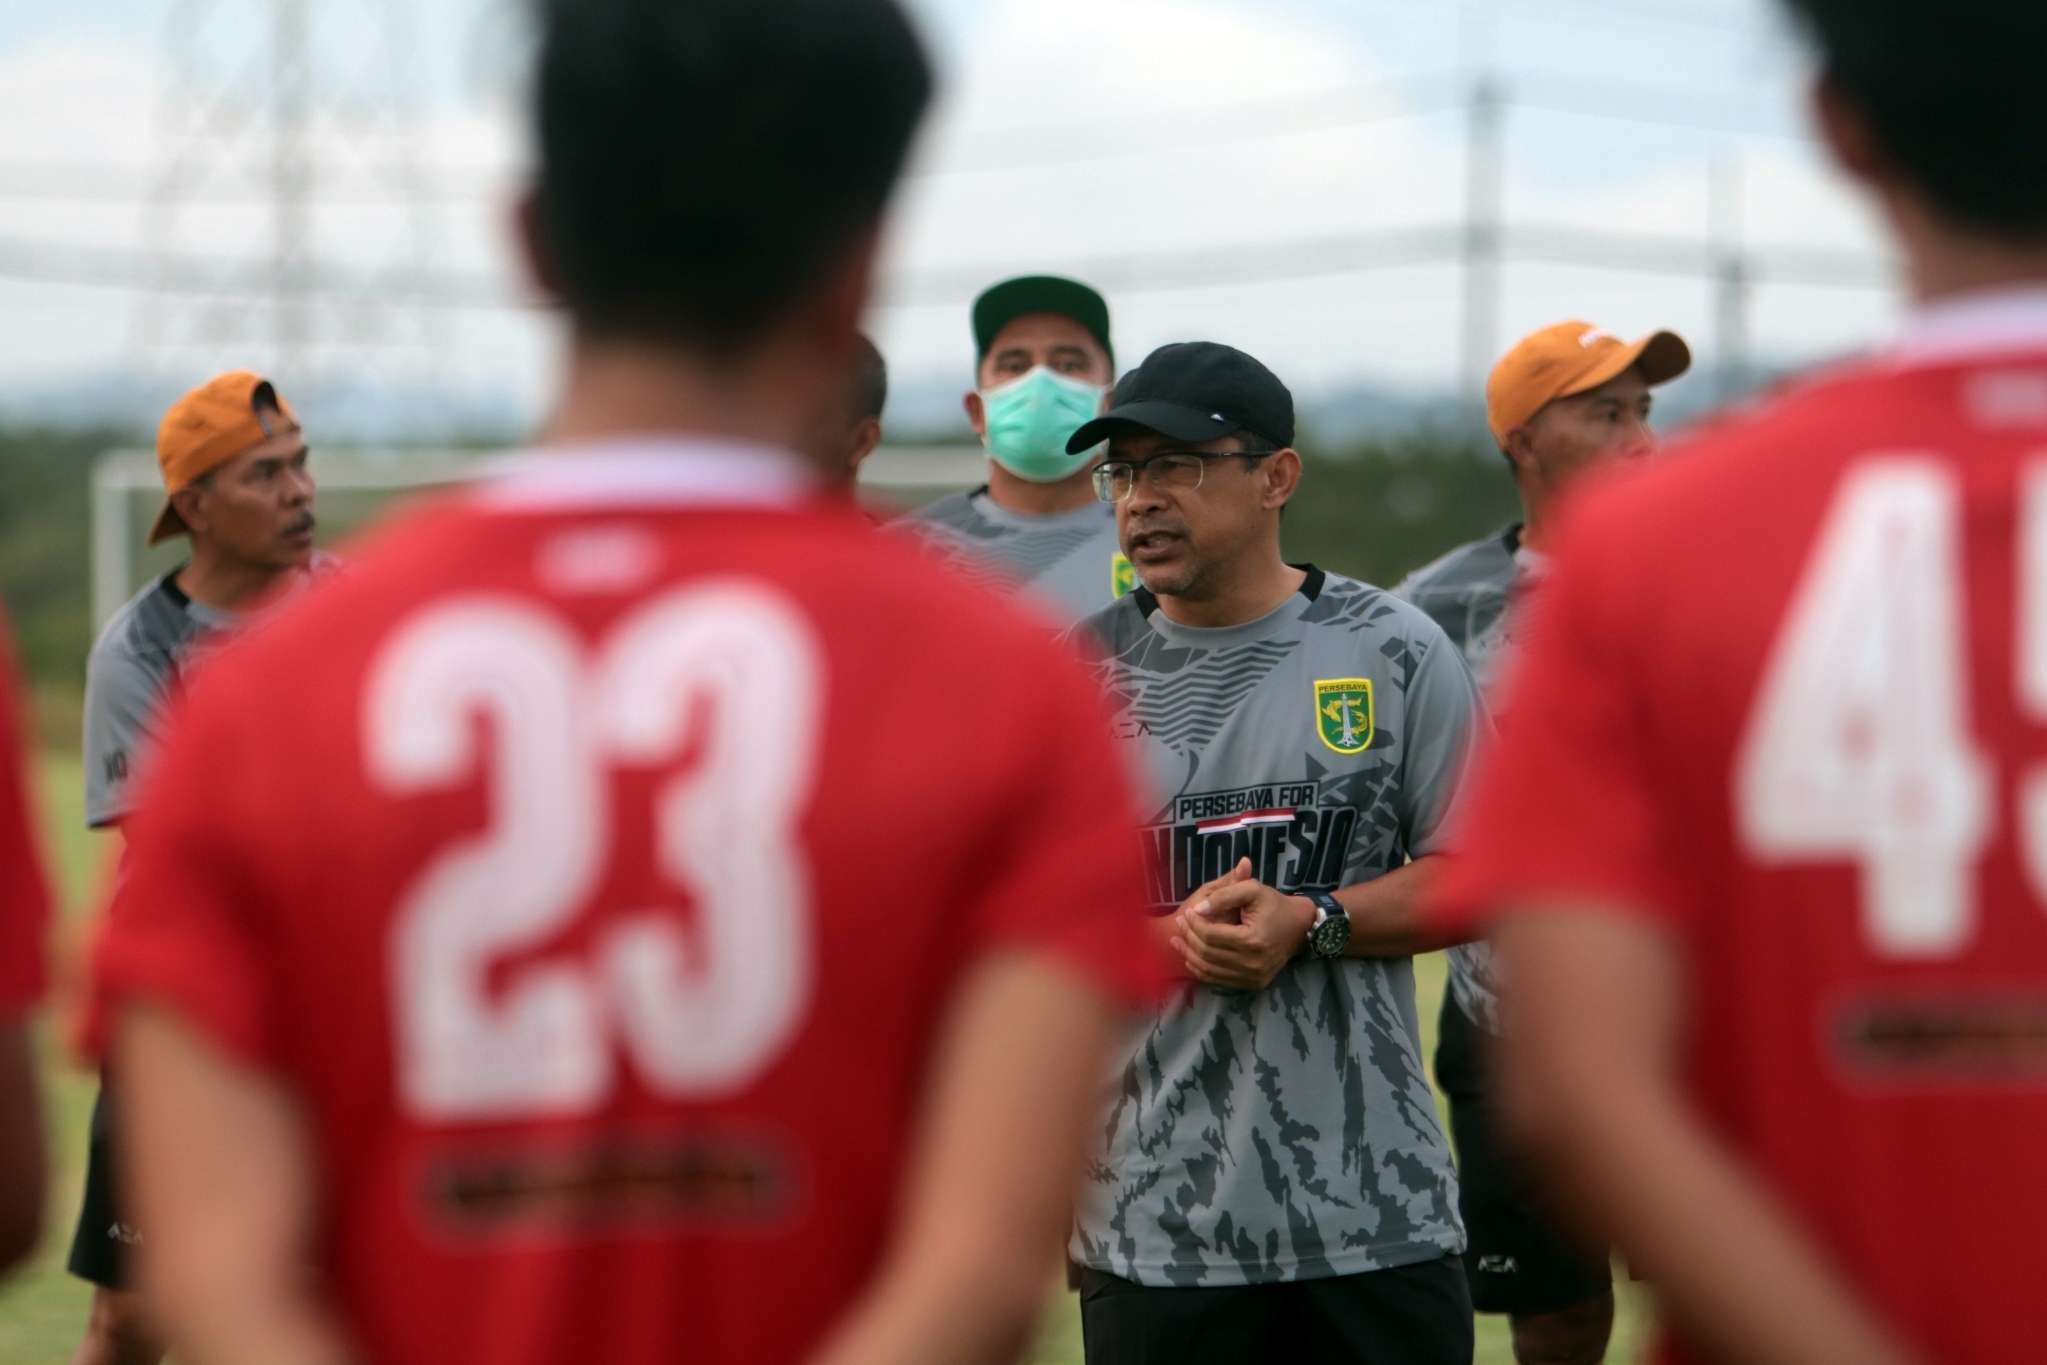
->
xmin=0 ymin=0 xmax=1902 ymax=432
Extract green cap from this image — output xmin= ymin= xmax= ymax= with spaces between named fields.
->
xmin=971 ymin=275 xmax=1113 ymax=367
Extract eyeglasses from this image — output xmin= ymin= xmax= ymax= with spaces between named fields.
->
xmin=1092 ymin=450 xmax=1274 ymax=504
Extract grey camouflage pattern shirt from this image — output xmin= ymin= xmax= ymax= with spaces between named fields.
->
xmin=84 ymin=573 xmax=236 ymax=828
xmin=1068 ymin=567 xmax=1482 ymax=1286
xmin=84 ymin=556 xmax=338 ymax=828
xmin=1395 ymin=527 xmax=1535 ymax=1032
xmin=897 ymin=487 xmax=1130 ymax=626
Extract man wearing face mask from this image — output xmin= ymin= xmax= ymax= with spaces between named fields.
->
xmin=900 ymin=274 xmax=1129 ymax=624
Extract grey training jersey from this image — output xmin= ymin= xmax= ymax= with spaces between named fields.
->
xmin=84 ymin=573 xmax=236 ymax=828
xmin=1069 ymin=567 xmax=1482 ymax=1287
xmin=1395 ymin=526 xmax=1534 ymax=1032
xmin=898 ymin=487 xmax=1130 ymax=626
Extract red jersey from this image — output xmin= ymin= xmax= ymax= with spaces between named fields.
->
xmin=1437 ymin=290 xmax=2047 ymax=1365
xmin=0 ymin=612 xmax=49 ymax=1016
xmin=89 ymin=444 xmax=1159 ymax=1365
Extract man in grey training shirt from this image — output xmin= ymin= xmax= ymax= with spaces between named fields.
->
xmin=70 ymin=369 xmax=321 ymax=1365
xmin=900 ymin=274 xmax=1131 ymax=624
xmin=1067 ymin=341 xmax=1483 ymax=1362
xmin=1397 ymin=318 xmax=1688 ymax=1365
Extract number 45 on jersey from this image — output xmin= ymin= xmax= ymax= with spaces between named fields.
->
xmin=1737 ymin=459 xmax=2047 ymax=957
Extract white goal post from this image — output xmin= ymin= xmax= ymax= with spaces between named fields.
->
xmin=90 ymin=445 xmax=989 ymax=628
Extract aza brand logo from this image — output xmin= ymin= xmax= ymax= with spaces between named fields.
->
xmin=1137 ymin=780 xmax=1359 ymax=912
xmin=1315 ymin=677 xmax=1375 ymax=755
xmin=1110 ymin=551 xmax=1137 ymax=599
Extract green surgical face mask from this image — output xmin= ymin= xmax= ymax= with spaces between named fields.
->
xmin=979 ymin=366 xmax=1107 ymax=484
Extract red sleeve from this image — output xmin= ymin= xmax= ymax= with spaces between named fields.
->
xmin=84 ymin=664 xmax=279 ymax=1067
xmin=1432 ymin=498 xmax=1689 ymax=938
xmin=962 ymin=632 xmax=1170 ymax=1011
xmin=0 ymin=630 xmax=50 ymax=1017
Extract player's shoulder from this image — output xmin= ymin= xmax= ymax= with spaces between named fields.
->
xmin=1307 ymin=568 xmax=1451 ymax=645
xmin=1395 ymin=530 xmax=1517 ymax=603
xmin=897 ymin=488 xmax=984 ymax=535
xmin=1069 ymin=590 xmax=1150 ymax=659
xmin=189 ymin=488 xmax=1089 ymax=709
xmin=845 ymin=517 xmax=1077 ymax=649
xmin=177 ymin=494 xmax=481 ymax=688
xmin=87 ymin=575 xmax=184 ymax=678
xmin=1557 ymin=354 xmax=1934 ymax=563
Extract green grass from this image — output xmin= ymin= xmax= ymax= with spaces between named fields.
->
xmin=0 ymin=752 xmax=1652 ymax=1363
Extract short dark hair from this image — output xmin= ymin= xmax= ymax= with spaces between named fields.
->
xmin=1779 ymin=0 xmax=2047 ymax=240
xmin=534 ymin=0 xmax=934 ymax=355
xmin=853 ymin=333 xmax=888 ymax=423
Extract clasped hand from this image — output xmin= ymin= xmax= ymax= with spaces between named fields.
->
xmin=1164 ymin=857 xmax=1318 ymax=993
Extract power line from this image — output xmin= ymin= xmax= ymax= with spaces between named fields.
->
xmin=1467 ymin=0 xmax=1771 ymax=38
xmin=0 ymin=62 xmax=1815 ymax=207
xmin=1509 ymin=72 xmax=1807 ymax=141
xmin=0 ymin=220 xmax=1890 ymax=307
xmin=0 ymin=165 xmax=503 ymax=205
xmin=925 ymin=72 xmax=1467 ymax=175
xmin=135 ymin=0 xmax=438 ymax=385
xmin=1510 ymin=224 xmax=1891 ymax=287
xmin=883 ymin=228 xmax=1465 ymax=305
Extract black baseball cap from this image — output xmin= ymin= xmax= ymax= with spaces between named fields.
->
xmin=1068 ymin=342 xmax=1294 ymax=454
xmin=972 ymin=275 xmax=1114 ymax=366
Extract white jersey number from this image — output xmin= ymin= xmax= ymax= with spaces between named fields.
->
xmin=1737 ymin=459 xmax=2002 ymax=956
xmin=367 ymin=583 xmax=821 ymax=1120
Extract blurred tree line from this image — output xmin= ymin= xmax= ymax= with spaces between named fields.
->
xmin=1283 ymin=433 xmax=1519 ymax=591
xmin=0 ymin=428 xmax=106 ymax=737
xmin=0 ymin=425 xmax=1519 ymax=745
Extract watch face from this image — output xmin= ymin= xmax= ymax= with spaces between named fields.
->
xmin=1315 ymin=913 xmax=1351 ymax=959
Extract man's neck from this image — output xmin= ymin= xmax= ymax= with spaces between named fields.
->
xmin=544 ymin=335 xmax=837 ymax=473
xmin=1516 ymin=481 xmax=1552 ymax=555
xmin=983 ymin=462 xmax=1100 ymax=517
xmin=176 ymin=550 xmax=292 ymax=615
xmin=1155 ymin=556 xmax=1307 ymax=630
xmin=1893 ymin=199 xmax=2047 ymax=307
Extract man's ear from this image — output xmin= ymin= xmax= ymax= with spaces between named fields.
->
xmin=847 ymin=416 xmax=883 ymax=475
xmin=1503 ymin=426 xmax=1538 ymax=474
xmin=171 ymin=484 xmax=210 ymax=537
xmin=1264 ymin=448 xmax=1303 ymax=511
xmin=811 ymin=228 xmax=878 ymax=359
xmin=964 ymin=390 xmax=988 ymax=439
xmin=1811 ymin=73 xmax=1885 ymax=188
xmin=512 ymin=188 xmax=562 ymax=302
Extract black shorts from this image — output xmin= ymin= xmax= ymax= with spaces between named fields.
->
xmin=1077 ymin=1255 xmax=1472 ymax=1364
xmin=67 ymin=1086 xmax=140 ymax=1290
xmin=1436 ymin=992 xmax=1611 ymax=1317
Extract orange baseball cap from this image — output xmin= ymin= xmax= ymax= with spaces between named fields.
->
xmin=1486 ymin=321 xmax=1691 ymax=448
xmin=149 ymin=370 xmax=300 ymax=545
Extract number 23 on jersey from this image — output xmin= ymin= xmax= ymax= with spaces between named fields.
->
xmin=366 ymin=581 xmax=821 ymax=1121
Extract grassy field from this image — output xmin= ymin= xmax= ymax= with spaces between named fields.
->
xmin=0 ymin=753 xmax=1652 ymax=1364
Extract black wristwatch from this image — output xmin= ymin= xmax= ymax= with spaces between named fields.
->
xmin=1303 ymin=891 xmax=1351 ymax=960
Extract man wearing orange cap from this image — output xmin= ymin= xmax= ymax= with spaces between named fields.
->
xmin=68 ymin=370 xmax=318 ymax=1365
xmin=1397 ymin=320 xmax=1689 ymax=1365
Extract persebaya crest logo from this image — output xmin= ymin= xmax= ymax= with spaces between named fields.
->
xmin=1314 ymin=678 xmax=1375 ymax=755
xmin=1111 ymin=551 xmax=1137 ymax=599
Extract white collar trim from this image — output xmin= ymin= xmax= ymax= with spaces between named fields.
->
xmin=473 ymin=437 xmax=818 ymax=511
xmin=1890 ymin=285 xmax=2047 ymax=368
